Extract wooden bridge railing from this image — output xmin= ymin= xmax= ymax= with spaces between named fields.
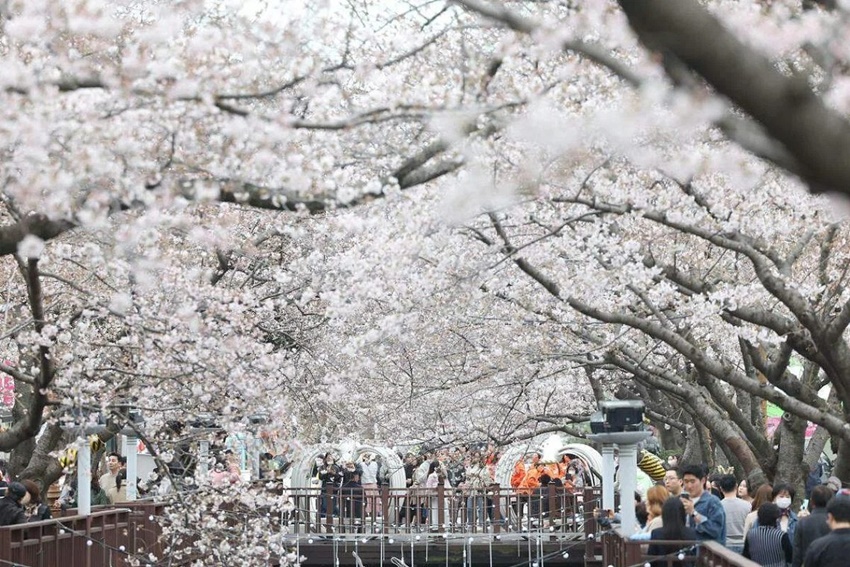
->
xmin=602 ymin=529 xmax=763 ymax=567
xmin=0 ymin=508 xmax=130 ymax=567
xmin=0 ymin=501 xmax=166 ymax=567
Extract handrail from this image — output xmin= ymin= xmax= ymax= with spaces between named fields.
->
xmin=0 ymin=502 xmax=167 ymax=567
xmin=279 ymin=484 xmax=601 ymax=536
xmin=602 ymin=527 xmax=763 ymax=567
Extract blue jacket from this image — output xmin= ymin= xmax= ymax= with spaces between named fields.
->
xmin=692 ymin=492 xmax=727 ymax=544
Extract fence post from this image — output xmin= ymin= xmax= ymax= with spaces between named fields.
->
xmin=583 ymin=486 xmax=597 ymax=562
xmin=381 ymin=485 xmax=389 ymax=534
xmin=437 ymin=484 xmax=445 ymax=529
xmin=492 ymin=484 xmax=501 ymax=534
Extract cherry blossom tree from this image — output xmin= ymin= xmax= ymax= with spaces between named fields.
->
xmin=1 ymin=0 xmax=850 ymax=561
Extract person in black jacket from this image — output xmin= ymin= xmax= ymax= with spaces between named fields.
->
xmin=792 ymin=484 xmax=833 ymax=567
xmin=804 ymin=490 xmax=850 ymax=567
xmin=0 ymin=482 xmax=29 ymax=526
xmin=21 ymin=480 xmax=51 ymax=521
xmin=340 ymin=472 xmax=364 ymax=522
xmin=647 ymin=496 xmax=698 ymax=567
xmin=316 ymin=453 xmax=342 ymax=517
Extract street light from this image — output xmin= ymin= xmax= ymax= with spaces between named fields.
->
xmin=587 ymin=400 xmax=651 ymax=535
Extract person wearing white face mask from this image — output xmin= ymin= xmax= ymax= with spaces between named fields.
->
xmin=771 ymin=483 xmax=799 ymax=545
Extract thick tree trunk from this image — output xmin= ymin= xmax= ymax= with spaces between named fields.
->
xmin=9 ymin=437 xmax=34 ymax=480
xmin=18 ymin=423 xmax=65 ymax=490
xmin=804 ymin=425 xmax=830 ymax=471
xmin=832 ymin=439 xmax=850 ymax=482
xmin=774 ymin=414 xmax=807 ymax=504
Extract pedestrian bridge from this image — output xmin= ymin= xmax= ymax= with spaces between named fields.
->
xmin=0 ymin=486 xmax=760 ymax=567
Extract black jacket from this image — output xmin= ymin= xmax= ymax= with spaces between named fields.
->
xmin=803 ymin=527 xmax=850 ymax=567
xmin=0 ymin=496 xmax=27 ymax=526
xmin=792 ymin=508 xmax=831 ymax=567
xmin=28 ymin=503 xmax=52 ymax=522
xmin=647 ymin=526 xmax=698 ymax=567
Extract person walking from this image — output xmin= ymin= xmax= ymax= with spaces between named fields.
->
xmin=99 ymin=452 xmax=123 ymax=503
xmin=632 ymin=485 xmax=669 ymax=540
xmin=719 ymin=474 xmax=751 ymax=554
xmin=803 ymin=490 xmax=850 ymax=567
xmin=743 ymin=502 xmax=792 ymax=567
xmin=738 ymin=479 xmax=753 ymax=506
xmin=772 ymin=483 xmax=799 ymax=543
xmin=792 ymin=484 xmax=833 ymax=567
xmin=664 ymin=467 xmax=683 ymax=497
xmin=0 ymin=482 xmax=28 ymax=526
xmin=465 ymin=455 xmax=492 ymax=527
xmin=359 ymin=453 xmax=381 ymax=518
xmin=744 ymin=484 xmax=774 ymax=541
xmin=21 ymin=480 xmax=51 ymax=521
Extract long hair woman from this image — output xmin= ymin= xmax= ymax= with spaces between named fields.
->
xmin=646 ymin=496 xmax=698 ymax=567
xmin=743 ymin=483 xmax=774 ymax=542
xmin=742 ymin=502 xmax=792 ymax=567
xmin=631 ymin=484 xmax=670 ymax=540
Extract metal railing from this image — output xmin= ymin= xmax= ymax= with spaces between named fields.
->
xmin=284 ymin=484 xmax=601 ymax=535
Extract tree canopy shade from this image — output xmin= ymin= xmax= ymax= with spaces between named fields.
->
xmin=1 ymin=0 xmax=850 ymax=561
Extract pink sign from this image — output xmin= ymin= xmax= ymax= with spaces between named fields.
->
xmin=1 ymin=360 xmax=14 ymax=407
xmin=766 ymin=417 xmax=818 ymax=439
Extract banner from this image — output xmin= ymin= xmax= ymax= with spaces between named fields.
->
xmin=765 ymin=402 xmax=817 ymax=439
xmin=1 ymin=361 xmax=14 ymax=407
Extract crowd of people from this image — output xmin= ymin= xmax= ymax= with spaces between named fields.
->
xmin=627 ymin=456 xmax=850 ymax=567
xmin=3 ymin=441 xmax=850 ymax=567
xmin=299 ymin=446 xmax=591 ymax=528
xmin=0 ymin=450 xmax=145 ymax=527
xmin=0 ymin=461 xmax=52 ymax=526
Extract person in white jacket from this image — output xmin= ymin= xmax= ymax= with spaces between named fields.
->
xmin=360 ymin=453 xmax=381 ymax=518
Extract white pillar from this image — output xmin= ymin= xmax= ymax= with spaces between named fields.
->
xmin=124 ymin=436 xmax=138 ymax=501
xmin=199 ymin=439 xmax=210 ymax=477
xmin=618 ymin=443 xmax=639 ymax=535
xmin=250 ymin=434 xmax=261 ymax=479
xmin=601 ymin=445 xmax=616 ymax=512
xmin=77 ymin=439 xmax=91 ymax=516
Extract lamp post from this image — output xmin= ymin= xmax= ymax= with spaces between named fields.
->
xmin=121 ymin=432 xmax=138 ymax=501
xmin=587 ymin=401 xmax=651 ymax=535
xmin=77 ymin=436 xmax=92 ymax=515
xmin=76 ymin=423 xmax=108 ymax=517
xmin=119 ymin=406 xmax=144 ymax=501
xmin=190 ymin=415 xmax=220 ymax=479
xmin=248 ymin=413 xmax=269 ymax=480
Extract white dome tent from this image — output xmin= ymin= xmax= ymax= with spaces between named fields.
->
xmin=285 ymin=441 xmax=408 ymax=523
xmin=288 ymin=441 xmax=406 ymax=490
xmin=494 ymin=435 xmax=603 ymax=489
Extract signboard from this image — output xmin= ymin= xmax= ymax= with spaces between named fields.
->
xmin=765 ymin=402 xmax=817 ymax=439
xmin=0 ymin=362 xmax=13 ymax=407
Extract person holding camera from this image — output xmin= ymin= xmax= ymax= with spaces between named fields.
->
xmin=359 ymin=453 xmax=381 ymax=518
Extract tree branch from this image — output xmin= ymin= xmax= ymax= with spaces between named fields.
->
xmin=618 ymin=0 xmax=850 ymax=195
